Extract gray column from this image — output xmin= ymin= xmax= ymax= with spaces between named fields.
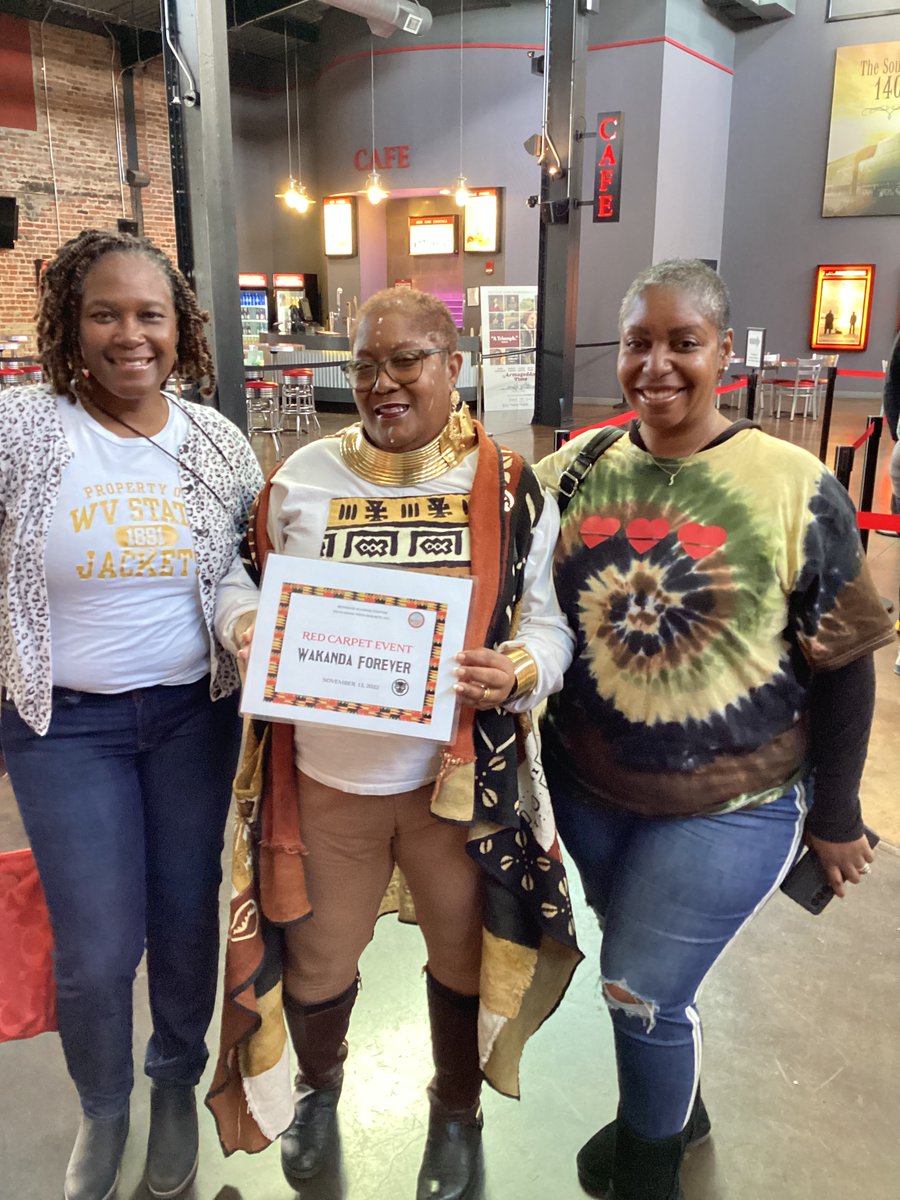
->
xmin=533 ymin=0 xmax=589 ymax=427
xmin=162 ymin=0 xmax=246 ymax=429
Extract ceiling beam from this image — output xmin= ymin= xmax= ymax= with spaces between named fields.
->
xmin=227 ymin=0 xmax=319 ymax=42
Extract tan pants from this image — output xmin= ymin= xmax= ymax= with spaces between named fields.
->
xmin=283 ymin=772 xmax=484 ymax=1004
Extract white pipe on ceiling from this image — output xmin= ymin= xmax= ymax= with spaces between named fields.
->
xmin=320 ymin=0 xmax=433 ymax=40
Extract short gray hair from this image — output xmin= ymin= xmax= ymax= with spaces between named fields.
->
xmin=619 ymin=259 xmax=732 ymax=341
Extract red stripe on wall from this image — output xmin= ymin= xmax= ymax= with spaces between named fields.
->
xmin=0 ymin=15 xmax=37 ymax=132
xmin=319 ymin=34 xmax=733 ymax=82
xmin=588 ymin=36 xmax=734 ymax=76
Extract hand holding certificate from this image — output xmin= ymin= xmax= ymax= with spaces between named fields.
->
xmin=241 ymin=555 xmax=474 ymax=742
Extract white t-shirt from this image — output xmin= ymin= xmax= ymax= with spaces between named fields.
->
xmin=44 ymin=395 xmax=208 ymax=692
xmin=216 ymin=437 xmax=573 ymax=795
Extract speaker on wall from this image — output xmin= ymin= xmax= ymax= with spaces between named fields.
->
xmin=0 ymin=198 xmax=20 ymax=249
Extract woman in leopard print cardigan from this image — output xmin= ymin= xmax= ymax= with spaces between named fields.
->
xmin=0 ymin=230 xmax=262 ymax=1200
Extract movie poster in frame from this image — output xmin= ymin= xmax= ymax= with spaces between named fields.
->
xmin=822 ymin=41 xmax=900 ymax=217
xmin=826 ymin=2 xmax=900 ymax=21
xmin=463 ymin=188 xmax=501 ymax=253
xmin=809 ymin=264 xmax=875 ymax=351
xmin=323 ymin=195 xmax=357 ymax=257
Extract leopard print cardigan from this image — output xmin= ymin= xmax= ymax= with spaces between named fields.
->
xmin=0 ymin=384 xmax=264 ymax=734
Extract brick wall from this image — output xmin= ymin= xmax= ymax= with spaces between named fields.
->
xmin=0 ymin=19 xmax=176 ymax=346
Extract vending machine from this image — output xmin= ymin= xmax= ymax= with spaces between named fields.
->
xmin=238 ymin=273 xmax=269 ymax=365
xmin=273 ymin=273 xmax=321 ymax=334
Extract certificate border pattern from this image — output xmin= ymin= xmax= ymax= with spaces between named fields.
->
xmin=264 ymin=583 xmax=447 ymax=724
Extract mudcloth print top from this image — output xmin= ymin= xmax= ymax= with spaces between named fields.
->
xmin=536 ymin=423 xmax=894 ymax=818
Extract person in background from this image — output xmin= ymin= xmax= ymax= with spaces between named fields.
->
xmin=535 ymin=259 xmax=892 ymax=1200
xmin=209 ymin=287 xmax=580 ymax=1200
xmin=0 ymin=229 xmax=263 ymax=1200
xmin=881 ymin=328 xmax=900 ymax=669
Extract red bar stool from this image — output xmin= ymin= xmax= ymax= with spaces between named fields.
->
xmin=244 ymin=379 xmax=282 ymax=456
xmin=0 ymin=366 xmax=24 ymax=390
xmin=281 ymin=367 xmax=321 ymax=439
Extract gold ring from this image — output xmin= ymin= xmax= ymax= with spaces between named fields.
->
xmin=481 ymin=684 xmax=491 ymax=701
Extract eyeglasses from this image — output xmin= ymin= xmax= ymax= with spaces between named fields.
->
xmin=341 ymin=348 xmax=446 ymax=392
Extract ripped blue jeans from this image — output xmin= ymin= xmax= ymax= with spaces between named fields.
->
xmin=547 ymin=761 xmax=809 ymax=1140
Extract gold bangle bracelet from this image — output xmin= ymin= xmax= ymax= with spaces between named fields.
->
xmin=502 ymin=645 xmax=539 ymax=700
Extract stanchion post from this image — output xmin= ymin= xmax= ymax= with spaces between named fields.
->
xmin=746 ymin=369 xmax=757 ymax=422
xmin=857 ymin=414 xmax=883 ymax=552
xmin=833 ymin=444 xmax=854 ymax=492
xmin=817 ymin=366 xmax=838 ymax=464
xmin=554 ymin=428 xmax=568 ymax=450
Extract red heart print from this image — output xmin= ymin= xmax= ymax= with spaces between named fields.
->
xmin=580 ymin=516 xmax=621 ymax=548
xmin=626 ymin=518 xmax=670 ymax=554
xmin=678 ymin=523 xmax=727 ymax=560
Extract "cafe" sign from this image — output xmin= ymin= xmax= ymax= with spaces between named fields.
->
xmin=593 ymin=112 xmax=623 ymax=223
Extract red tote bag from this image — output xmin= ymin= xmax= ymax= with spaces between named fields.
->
xmin=0 ymin=848 xmax=57 ymax=1043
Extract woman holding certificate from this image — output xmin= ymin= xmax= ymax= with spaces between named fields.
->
xmin=211 ymin=288 xmax=579 ymax=1199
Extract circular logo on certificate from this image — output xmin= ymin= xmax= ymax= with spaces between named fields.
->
xmin=408 ymin=611 xmax=425 ymax=629
xmin=392 ymin=679 xmax=410 ymax=696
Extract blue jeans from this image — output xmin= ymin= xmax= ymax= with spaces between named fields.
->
xmin=0 ymin=678 xmax=240 ymax=1119
xmin=546 ymin=757 xmax=808 ymax=1140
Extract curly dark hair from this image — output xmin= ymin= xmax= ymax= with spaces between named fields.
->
xmin=37 ymin=228 xmax=216 ymax=399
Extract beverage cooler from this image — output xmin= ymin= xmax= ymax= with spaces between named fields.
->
xmin=273 ymin=273 xmax=321 ymax=333
xmin=239 ymin=273 xmax=270 ymax=365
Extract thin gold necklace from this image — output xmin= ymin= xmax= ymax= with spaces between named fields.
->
xmin=642 ymin=427 xmax=715 ymax=487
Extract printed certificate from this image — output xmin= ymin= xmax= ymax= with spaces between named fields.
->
xmin=241 ymin=554 xmax=474 ymax=741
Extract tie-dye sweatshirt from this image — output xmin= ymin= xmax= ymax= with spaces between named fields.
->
xmin=535 ymin=422 xmax=893 ymax=818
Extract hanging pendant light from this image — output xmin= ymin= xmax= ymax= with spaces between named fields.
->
xmin=366 ymin=41 xmax=389 ymax=205
xmin=451 ymin=0 xmax=469 ymax=206
xmin=277 ymin=28 xmax=313 ymax=215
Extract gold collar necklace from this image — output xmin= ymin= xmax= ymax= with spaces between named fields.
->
xmin=340 ymin=403 xmax=477 ymax=486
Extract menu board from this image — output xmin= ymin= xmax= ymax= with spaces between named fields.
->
xmin=324 ymin=196 xmax=357 ymax=257
xmin=408 ymin=215 xmax=458 ymax=256
xmin=464 ymin=188 xmax=500 ymax=253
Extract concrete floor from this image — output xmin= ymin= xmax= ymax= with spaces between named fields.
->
xmin=2 ymin=394 xmax=898 ymax=1199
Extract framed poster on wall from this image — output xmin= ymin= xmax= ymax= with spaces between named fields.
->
xmin=463 ymin=188 xmax=501 ymax=253
xmin=323 ymin=196 xmax=357 ymax=257
xmin=809 ymin=264 xmax=875 ymax=351
xmin=826 ymin=2 xmax=900 ymax=20
xmin=822 ymin=40 xmax=900 ymax=217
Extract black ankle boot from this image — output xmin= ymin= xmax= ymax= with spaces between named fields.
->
xmin=577 ymin=1093 xmax=710 ymax=1198
xmin=605 ymin=1112 xmax=687 ymax=1200
xmin=64 ymin=1108 xmax=130 ymax=1200
xmin=416 ymin=1101 xmax=484 ymax=1200
xmin=145 ymin=1083 xmax=198 ymax=1199
xmin=280 ymin=981 xmax=357 ymax=1186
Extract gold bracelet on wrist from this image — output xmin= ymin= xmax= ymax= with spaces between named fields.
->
xmin=502 ymin=645 xmax=539 ymax=700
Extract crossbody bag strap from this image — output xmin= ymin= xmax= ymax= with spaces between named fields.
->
xmin=557 ymin=427 xmax=626 ymax=514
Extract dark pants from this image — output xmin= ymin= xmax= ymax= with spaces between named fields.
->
xmin=1 ymin=678 xmax=240 ymax=1119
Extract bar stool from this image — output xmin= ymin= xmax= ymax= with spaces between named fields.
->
xmin=244 ymin=379 xmax=282 ymax=456
xmin=0 ymin=366 xmax=24 ymax=390
xmin=281 ymin=367 xmax=321 ymax=439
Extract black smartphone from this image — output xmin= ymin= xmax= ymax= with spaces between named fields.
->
xmin=779 ymin=825 xmax=880 ymax=915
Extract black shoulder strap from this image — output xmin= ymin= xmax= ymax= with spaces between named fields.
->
xmin=557 ymin=427 xmax=626 ymax=514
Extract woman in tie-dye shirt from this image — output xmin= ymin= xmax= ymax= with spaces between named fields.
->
xmin=536 ymin=259 xmax=892 ymax=1200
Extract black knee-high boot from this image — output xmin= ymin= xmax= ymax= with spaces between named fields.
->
xmin=280 ymin=979 xmax=357 ymax=1185
xmin=416 ymin=969 xmax=483 ymax=1200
